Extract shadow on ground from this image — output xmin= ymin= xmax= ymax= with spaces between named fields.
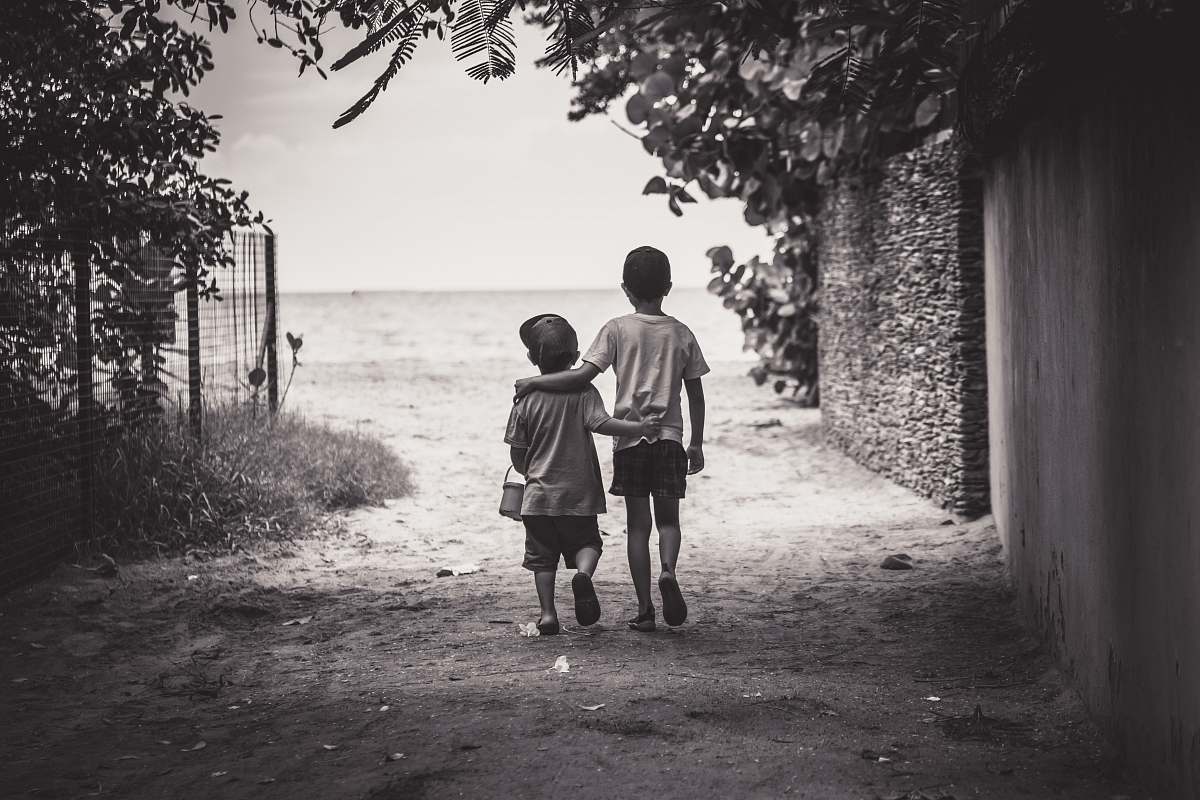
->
xmin=0 ymin=515 xmax=1144 ymax=800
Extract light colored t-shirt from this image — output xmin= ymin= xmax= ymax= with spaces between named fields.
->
xmin=504 ymin=385 xmax=612 ymax=516
xmin=582 ymin=313 xmax=710 ymax=452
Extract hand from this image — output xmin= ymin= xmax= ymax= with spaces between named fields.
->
xmin=686 ymin=443 xmax=705 ymax=475
xmin=513 ymin=377 xmax=535 ymax=402
xmin=639 ymin=415 xmax=662 ymax=439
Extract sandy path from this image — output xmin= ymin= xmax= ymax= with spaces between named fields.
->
xmin=0 ymin=363 xmax=1147 ymax=799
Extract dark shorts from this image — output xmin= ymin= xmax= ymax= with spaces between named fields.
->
xmin=610 ymin=440 xmax=688 ymax=499
xmin=521 ymin=515 xmax=603 ymax=572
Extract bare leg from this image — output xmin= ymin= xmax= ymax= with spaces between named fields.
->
xmin=653 ymin=497 xmax=682 ymax=579
xmin=533 ymin=570 xmax=558 ymax=633
xmin=625 ymin=497 xmax=654 ymax=614
xmin=574 ymin=546 xmax=600 ymax=576
xmin=654 ymin=497 xmax=687 ymax=626
xmin=571 ymin=546 xmax=602 ymax=626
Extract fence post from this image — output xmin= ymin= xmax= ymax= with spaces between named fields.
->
xmin=186 ymin=263 xmax=202 ymax=439
xmin=264 ymin=229 xmax=279 ymax=414
xmin=72 ymin=243 xmax=94 ymax=541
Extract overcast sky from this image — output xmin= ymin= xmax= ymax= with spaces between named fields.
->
xmin=188 ymin=20 xmax=769 ymax=292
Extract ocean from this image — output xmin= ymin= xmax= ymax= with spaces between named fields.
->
xmin=281 ymin=287 xmax=755 ymax=372
xmin=280 ymin=287 xmax=758 ymax=497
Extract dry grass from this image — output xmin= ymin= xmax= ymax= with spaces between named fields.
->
xmin=89 ymin=405 xmax=413 ymax=556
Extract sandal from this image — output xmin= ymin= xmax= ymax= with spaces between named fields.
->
xmin=627 ymin=605 xmax=656 ymax=633
xmin=572 ymin=573 xmax=601 ymax=626
xmin=658 ymin=574 xmax=687 ymax=627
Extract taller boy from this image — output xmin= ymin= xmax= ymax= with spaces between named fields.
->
xmin=515 ymin=246 xmax=709 ymax=632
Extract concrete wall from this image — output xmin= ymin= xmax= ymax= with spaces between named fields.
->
xmin=819 ymin=134 xmax=989 ymax=515
xmin=986 ymin=96 xmax=1200 ymax=796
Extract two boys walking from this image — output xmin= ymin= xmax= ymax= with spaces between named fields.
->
xmin=504 ymin=246 xmax=708 ymax=634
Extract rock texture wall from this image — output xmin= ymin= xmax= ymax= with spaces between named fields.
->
xmin=818 ymin=134 xmax=989 ymax=515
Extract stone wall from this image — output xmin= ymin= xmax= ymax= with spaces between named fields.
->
xmin=818 ymin=134 xmax=989 ymax=515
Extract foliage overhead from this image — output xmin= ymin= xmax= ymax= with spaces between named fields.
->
xmin=565 ymin=0 xmax=965 ymax=400
xmin=319 ymin=1 xmax=970 ymax=398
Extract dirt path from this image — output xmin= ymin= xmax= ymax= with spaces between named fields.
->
xmin=0 ymin=365 xmax=1148 ymax=799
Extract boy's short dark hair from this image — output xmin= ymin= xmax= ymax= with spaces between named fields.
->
xmin=623 ymin=246 xmax=671 ymax=300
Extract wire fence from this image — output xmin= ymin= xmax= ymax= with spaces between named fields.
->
xmin=0 ymin=225 xmax=279 ymax=592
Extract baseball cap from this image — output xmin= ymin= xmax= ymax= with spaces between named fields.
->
xmin=519 ymin=313 xmax=571 ymax=349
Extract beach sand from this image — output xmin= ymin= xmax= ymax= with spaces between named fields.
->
xmin=0 ymin=359 xmax=1147 ymax=798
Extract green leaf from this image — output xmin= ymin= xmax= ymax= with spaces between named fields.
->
xmin=914 ymin=93 xmax=942 ymax=128
xmin=642 ymin=177 xmax=669 ymax=195
xmin=626 ymin=93 xmax=650 ymax=125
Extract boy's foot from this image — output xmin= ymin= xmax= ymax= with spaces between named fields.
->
xmin=571 ymin=573 xmax=601 ymax=626
xmin=627 ymin=606 xmax=656 ymax=633
xmin=658 ymin=574 xmax=687 ymax=627
xmin=537 ymin=614 xmax=561 ymax=636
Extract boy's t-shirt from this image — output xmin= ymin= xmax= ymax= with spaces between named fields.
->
xmin=582 ymin=313 xmax=709 ymax=452
xmin=504 ymin=386 xmax=612 ymax=516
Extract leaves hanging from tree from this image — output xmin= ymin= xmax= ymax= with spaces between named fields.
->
xmin=333 ymin=6 xmax=428 ymax=128
xmin=451 ymin=0 xmax=517 ymax=81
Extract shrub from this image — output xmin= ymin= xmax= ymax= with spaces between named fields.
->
xmin=89 ymin=406 xmax=412 ymax=556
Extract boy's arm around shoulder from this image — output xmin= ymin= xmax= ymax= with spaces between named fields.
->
xmin=514 ymin=361 xmax=600 ymax=400
xmin=684 ymin=376 xmax=705 ymax=475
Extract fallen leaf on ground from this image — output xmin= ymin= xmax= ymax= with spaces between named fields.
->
xmin=379 ymin=705 xmax=390 ymax=712
xmin=282 ymin=616 xmax=313 ymax=626
xmin=579 ymin=704 xmax=605 ymax=711
xmin=29 ymin=643 xmax=45 ymax=649
xmin=386 ymin=753 xmax=406 ymax=762
xmin=550 ymin=655 xmax=570 ymax=673
xmin=925 ymin=696 xmax=941 ymax=702
xmin=436 ymin=563 xmax=479 ymax=578
xmin=181 ymin=741 xmax=206 ymax=752
xmin=187 ymin=575 xmax=199 ymax=581
xmin=322 ymin=744 xmax=339 ymax=751
xmin=518 ymin=622 xmax=540 ymax=638
xmin=211 ymin=771 xmax=227 ymax=778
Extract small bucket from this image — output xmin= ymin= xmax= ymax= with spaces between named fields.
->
xmin=499 ymin=465 xmax=524 ymax=521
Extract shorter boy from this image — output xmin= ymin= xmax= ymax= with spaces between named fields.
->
xmin=514 ymin=246 xmax=708 ymax=632
xmin=505 ymin=313 xmax=660 ymax=635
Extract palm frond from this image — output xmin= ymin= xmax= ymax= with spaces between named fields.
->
xmin=332 ymin=11 xmax=424 ymax=128
xmin=809 ymin=45 xmax=878 ymax=113
xmin=331 ymin=0 xmax=426 ymax=71
xmin=452 ymin=0 xmax=518 ymax=82
xmin=883 ymin=0 xmax=963 ymax=61
xmin=537 ymin=0 xmax=597 ymax=78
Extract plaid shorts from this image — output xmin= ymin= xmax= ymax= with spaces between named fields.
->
xmin=610 ymin=440 xmax=688 ymax=499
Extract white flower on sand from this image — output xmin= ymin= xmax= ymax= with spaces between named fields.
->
xmin=518 ymin=622 xmax=540 ymax=637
